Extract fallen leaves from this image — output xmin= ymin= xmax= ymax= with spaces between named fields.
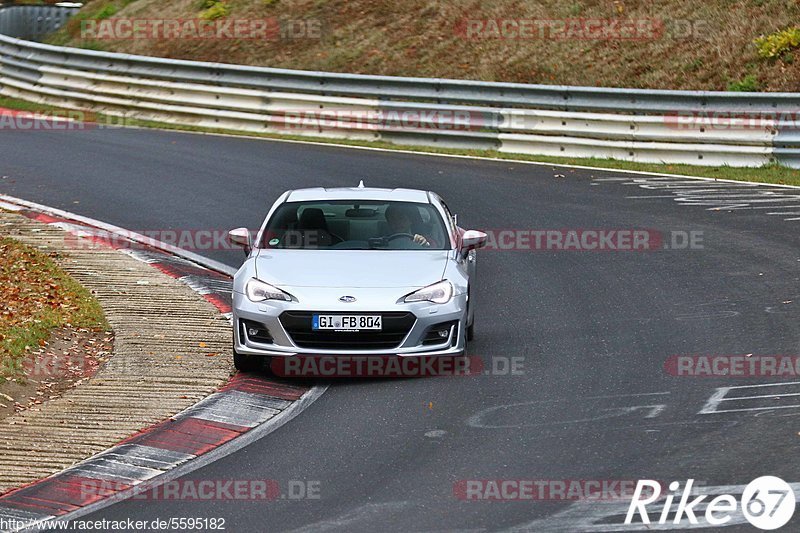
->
xmin=1 ymin=237 xmax=109 ymax=382
xmin=1 ymin=325 xmax=115 ymax=418
xmin=0 ymin=237 xmax=113 ymax=418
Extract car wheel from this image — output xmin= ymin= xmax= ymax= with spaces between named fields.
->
xmin=233 ymin=348 xmax=263 ymax=372
xmin=466 ymin=322 xmax=474 ymax=342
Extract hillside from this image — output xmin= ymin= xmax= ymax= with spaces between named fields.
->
xmin=45 ymin=0 xmax=800 ymax=91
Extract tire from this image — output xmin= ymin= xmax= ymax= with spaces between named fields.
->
xmin=233 ymin=349 xmax=263 ymax=372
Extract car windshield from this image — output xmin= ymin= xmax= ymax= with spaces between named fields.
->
xmin=260 ymin=200 xmax=450 ymax=250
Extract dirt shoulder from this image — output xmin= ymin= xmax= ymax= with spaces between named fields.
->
xmin=0 ymin=236 xmax=113 ymax=421
xmin=0 ymin=209 xmax=231 ymax=493
xmin=0 ymin=326 xmax=114 ymax=422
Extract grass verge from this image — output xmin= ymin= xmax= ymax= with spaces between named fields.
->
xmin=0 ymin=236 xmax=109 ymax=384
xmin=42 ymin=0 xmax=800 ymax=92
xmin=1 ymin=95 xmax=799 ymax=187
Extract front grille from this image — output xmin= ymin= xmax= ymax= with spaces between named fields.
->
xmin=280 ymin=311 xmax=415 ymax=350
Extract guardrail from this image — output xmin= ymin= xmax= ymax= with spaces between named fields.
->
xmin=1 ymin=5 xmax=798 ymax=168
xmin=0 ymin=4 xmax=75 ymax=41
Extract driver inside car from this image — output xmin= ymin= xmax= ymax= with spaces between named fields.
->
xmin=384 ymin=203 xmax=432 ymax=247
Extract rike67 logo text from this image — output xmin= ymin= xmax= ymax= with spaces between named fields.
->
xmin=626 ymin=477 xmax=796 ymax=530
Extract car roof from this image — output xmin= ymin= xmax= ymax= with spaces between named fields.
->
xmin=285 ymin=186 xmax=431 ymax=204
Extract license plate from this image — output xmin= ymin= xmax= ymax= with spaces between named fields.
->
xmin=312 ymin=314 xmax=382 ymax=331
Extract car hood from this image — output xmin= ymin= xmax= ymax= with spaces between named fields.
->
xmin=254 ymin=249 xmax=450 ymax=289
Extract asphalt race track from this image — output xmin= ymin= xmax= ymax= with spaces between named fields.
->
xmin=2 ymin=127 xmax=800 ymax=532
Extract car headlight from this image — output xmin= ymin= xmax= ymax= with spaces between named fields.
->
xmin=403 ymin=280 xmax=453 ymax=304
xmin=246 ymin=278 xmax=293 ymax=302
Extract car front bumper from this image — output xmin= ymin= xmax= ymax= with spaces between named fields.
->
xmin=232 ymin=289 xmax=468 ymax=357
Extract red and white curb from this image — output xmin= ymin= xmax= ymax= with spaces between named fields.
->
xmin=0 ymin=194 xmax=326 ymax=532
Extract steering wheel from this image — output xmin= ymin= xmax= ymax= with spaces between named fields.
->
xmin=386 ymin=232 xmax=416 ymax=241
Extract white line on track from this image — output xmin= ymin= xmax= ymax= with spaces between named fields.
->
xmin=596 ymin=175 xmax=800 ymax=221
xmin=699 ymin=382 xmax=800 ymax=415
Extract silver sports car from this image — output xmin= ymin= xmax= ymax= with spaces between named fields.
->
xmin=228 ymin=183 xmax=487 ymax=371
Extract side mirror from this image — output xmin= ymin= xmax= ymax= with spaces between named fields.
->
xmin=228 ymin=227 xmax=252 ymax=255
xmin=461 ymin=229 xmax=487 ymax=252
